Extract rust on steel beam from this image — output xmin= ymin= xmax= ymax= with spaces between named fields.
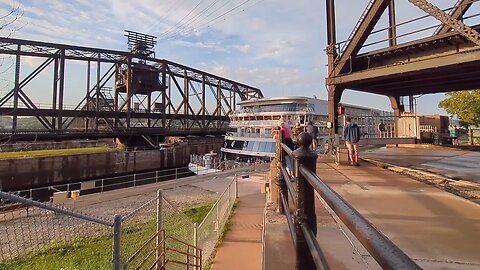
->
xmin=330 ymin=47 xmax=480 ymax=86
xmin=57 ymin=49 xmax=66 ymax=132
xmin=333 ymin=0 xmax=391 ymax=76
xmin=12 ymin=44 xmax=20 ymax=132
xmin=388 ymin=0 xmax=397 ymax=47
xmin=435 ymin=0 xmax=474 ymax=35
xmin=0 ymin=37 xmax=262 ymax=98
xmin=202 ymin=75 xmax=206 ymax=128
xmin=408 ymin=0 xmax=480 ymax=46
xmin=326 ymin=0 xmax=340 ymax=139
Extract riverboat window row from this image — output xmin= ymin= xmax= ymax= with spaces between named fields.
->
xmin=224 ymin=140 xmax=276 ymax=153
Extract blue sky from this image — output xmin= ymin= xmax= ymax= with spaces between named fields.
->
xmin=0 ymin=0 xmax=474 ymax=115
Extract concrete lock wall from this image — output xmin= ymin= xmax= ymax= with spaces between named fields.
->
xmin=0 ymin=137 xmax=224 ymax=191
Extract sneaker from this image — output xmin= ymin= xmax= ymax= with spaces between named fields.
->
xmin=354 ymin=163 xmax=360 ymax=166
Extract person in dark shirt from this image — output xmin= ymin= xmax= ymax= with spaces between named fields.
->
xmin=343 ymin=116 xmax=361 ymax=166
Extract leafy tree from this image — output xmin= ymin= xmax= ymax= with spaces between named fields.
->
xmin=439 ymin=90 xmax=480 ymax=127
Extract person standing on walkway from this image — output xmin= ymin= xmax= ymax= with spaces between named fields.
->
xmin=343 ymin=116 xmax=361 ymax=166
xmin=306 ymin=121 xmax=318 ymax=150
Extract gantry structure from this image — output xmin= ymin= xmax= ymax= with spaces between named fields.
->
xmin=0 ymin=31 xmax=263 ymax=145
xmin=326 ymin=0 xmax=480 ymax=137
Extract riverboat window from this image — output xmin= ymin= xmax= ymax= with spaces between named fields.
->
xmin=232 ymin=140 xmax=244 ymax=150
xmin=273 ymin=116 xmax=281 ymax=120
xmin=242 ymin=141 xmax=249 ymax=151
xmin=252 ymin=142 xmax=260 ymax=152
xmin=265 ymin=128 xmax=272 ymax=135
xmin=247 ymin=141 xmax=255 ymax=151
xmin=258 ymin=142 xmax=267 ymax=153
xmin=268 ymin=142 xmax=276 ymax=153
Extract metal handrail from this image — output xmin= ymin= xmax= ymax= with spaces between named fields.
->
xmin=275 ymin=131 xmax=420 ymax=269
xmin=281 ymin=166 xmax=297 ymax=201
xmin=300 ymin=223 xmax=328 ymax=270
xmin=276 ymin=132 xmax=328 ymax=270
xmin=280 ymin=191 xmax=297 ymax=245
xmin=299 ymin=165 xmax=421 ymax=270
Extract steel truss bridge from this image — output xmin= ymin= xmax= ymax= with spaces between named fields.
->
xmin=0 ymin=36 xmax=263 ymax=145
xmin=326 ymin=0 xmax=480 ymax=138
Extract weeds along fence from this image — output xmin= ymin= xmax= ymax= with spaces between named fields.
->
xmin=0 ymin=172 xmax=243 ymax=269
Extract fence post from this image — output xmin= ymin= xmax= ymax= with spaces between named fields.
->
xmin=193 ymin=222 xmax=198 ymax=269
xmin=175 ymin=168 xmax=178 ymax=179
xmin=216 ymin=203 xmax=219 ymax=238
xmin=157 ymin=189 xmax=163 ymax=270
xmin=156 ymin=171 xmax=159 ymax=183
xmin=292 ymin=132 xmax=318 ymax=270
xmin=101 ymin=179 xmax=104 ymax=193
xmin=113 ymin=214 xmax=122 ymax=270
xmin=235 ymin=174 xmax=238 ymax=199
xmin=133 ymin=174 xmax=136 ymax=187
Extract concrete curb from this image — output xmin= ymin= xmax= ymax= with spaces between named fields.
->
xmin=362 ymin=157 xmax=480 ymax=203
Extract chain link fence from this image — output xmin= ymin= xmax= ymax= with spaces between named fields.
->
xmin=196 ymin=178 xmax=237 ymax=265
xmin=0 ymin=192 xmax=114 ymax=269
xmin=120 ymin=195 xmax=159 ymax=269
xmin=0 ymin=170 xmax=243 ymax=269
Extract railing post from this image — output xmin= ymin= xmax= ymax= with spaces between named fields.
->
xmin=113 ymin=214 xmax=122 ymax=270
xmin=275 ymin=129 xmax=286 ymax=214
xmin=157 ymin=189 xmax=163 ymax=270
xmin=293 ymin=133 xmax=318 ymax=270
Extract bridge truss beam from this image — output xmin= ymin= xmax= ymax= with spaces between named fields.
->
xmin=325 ymin=0 xmax=480 ymax=140
xmin=0 ymin=37 xmax=263 ymax=142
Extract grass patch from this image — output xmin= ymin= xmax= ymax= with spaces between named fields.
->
xmin=0 ymin=202 xmax=215 ymax=270
xmin=183 ymin=202 xmax=215 ymax=224
xmin=0 ymin=147 xmax=114 ymax=159
xmin=0 ymin=235 xmax=113 ymax=270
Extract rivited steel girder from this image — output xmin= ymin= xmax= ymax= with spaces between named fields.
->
xmin=409 ymin=0 xmax=480 ymax=46
xmin=435 ymin=0 xmax=474 ymax=35
xmin=0 ymin=37 xmax=263 ymax=141
xmin=332 ymin=0 xmax=391 ymax=76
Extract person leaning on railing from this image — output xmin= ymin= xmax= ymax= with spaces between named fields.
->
xmin=279 ymin=122 xmax=294 ymax=150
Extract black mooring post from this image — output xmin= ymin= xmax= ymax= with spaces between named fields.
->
xmin=293 ymin=132 xmax=318 ymax=269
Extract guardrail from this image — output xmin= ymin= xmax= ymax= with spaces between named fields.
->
xmin=274 ymin=131 xmax=421 ymax=269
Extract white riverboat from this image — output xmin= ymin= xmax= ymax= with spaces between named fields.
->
xmin=221 ymin=96 xmax=394 ymax=162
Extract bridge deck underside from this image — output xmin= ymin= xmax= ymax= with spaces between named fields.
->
xmin=333 ymin=26 xmax=480 ymax=96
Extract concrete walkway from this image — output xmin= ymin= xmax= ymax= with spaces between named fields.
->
xmin=210 ymin=172 xmax=265 ymax=270
xmin=264 ymin=155 xmax=480 ymax=269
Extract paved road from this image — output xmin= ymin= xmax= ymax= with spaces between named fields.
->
xmin=362 ymin=147 xmax=480 ymax=182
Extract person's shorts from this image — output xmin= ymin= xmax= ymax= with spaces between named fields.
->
xmin=345 ymin=141 xmax=359 ymax=154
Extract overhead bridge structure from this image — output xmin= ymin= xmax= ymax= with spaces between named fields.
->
xmin=0 ymin=32 xmax=262 ymax=145
xmin=326 ymin=0 xmax=480 ymax=137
